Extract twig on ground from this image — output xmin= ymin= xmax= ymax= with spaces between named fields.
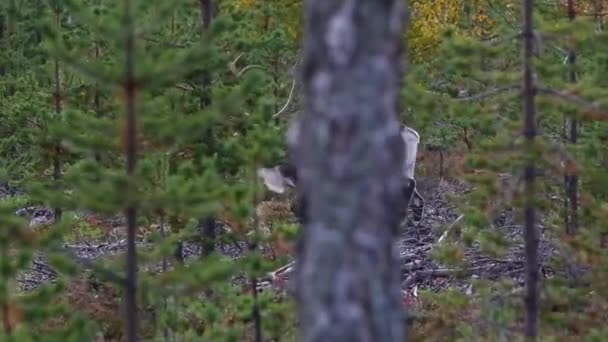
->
xmin=50 ymin=246 xmax=126 ymax=285
xmin=401 ymin=260 xmax=423 ymax=272
xmin=402 ymin=266 xmax=484 ymax=288
xmin=31 ymin=261 xmax=57 ymax=277
xmin=399 ymin=253 xmax=421 ymax=263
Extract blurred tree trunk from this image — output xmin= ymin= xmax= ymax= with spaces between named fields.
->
xmin=291 ymin=1 xmax=408 ymax=341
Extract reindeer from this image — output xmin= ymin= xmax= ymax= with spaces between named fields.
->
xmin=256 ymin=124 xmax=425 ymax=226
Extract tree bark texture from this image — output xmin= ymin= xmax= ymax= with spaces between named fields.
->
xmin=291 ymin=1 xmax=408 ymax=341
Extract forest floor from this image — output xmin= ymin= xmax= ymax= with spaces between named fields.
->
xmin=2 ymin=174 xmax=563 ymax=322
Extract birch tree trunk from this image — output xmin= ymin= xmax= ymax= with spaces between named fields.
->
xmin=290 ymin=1 xmax=408 ymax=341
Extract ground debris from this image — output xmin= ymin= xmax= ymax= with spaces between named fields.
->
xmin=9 ymin=177 xmax=561 ymax=302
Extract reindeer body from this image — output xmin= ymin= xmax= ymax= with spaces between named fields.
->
xmin=257 ymin=124 xmax=425 ymax=224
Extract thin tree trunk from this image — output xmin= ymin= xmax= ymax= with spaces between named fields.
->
xmin=159 ymin=212 xmax=170 ymax=341
xmin=522 ymin=0 xmax=540 ymax=339
xmin=1 ymin=247 xmax=12 ymax=336
xmin=199 ymin=217 xmax=216 ymax=257
xmin=94 ymin=41 xmax=102 ymax=164
xmin=172 ymin=0 xmax=217 ymax=263
xmin=594 ymin=0 xmax=604 ymax=32
xmin=248 ymin=171 xmax=262 ymax=342
xmin=198 ymin=0 xmax=212 ymax=108
xmin=53 ymin=5 xmax=62 ymax=222
xmin=123 ymin=0 xmax=138 ymax=339
xmin=565 ymin=0 xmax=578 ymax=236
xmin=196 ymin=0 xmax=217 ymax=259
xmin=291 ymin=1 xmax=408 ymax=341
xmin=0 ymin=12 xmax=5 ymax=76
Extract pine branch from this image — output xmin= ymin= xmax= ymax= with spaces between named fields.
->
xmin=142 ymin=37 xmax=190 ymax=48
xmin=482 ymin=32 xmax=522 ymax=45
xmin=401 ymin=267 xmax=483 ymax=289
xmin=537 ymin=87 xmax=608 ymax=120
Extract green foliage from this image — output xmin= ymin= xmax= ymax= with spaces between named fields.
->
xmin=1 ymin=0 xmax=298 ymax=339
xmin=3 ymin=0 xmax=608 ymax=340
xmin=403 ymin=1 xmax=608 ymax=340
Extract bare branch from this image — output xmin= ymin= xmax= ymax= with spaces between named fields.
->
xmin=142 ymin=37 xmax=189 ymax=48
xmin=482 ymin=32 xmax=522 ymax=45
xmin=457 ymin=85 xmax=520 ymax=102
xmin=537 ymin=87 xmax=608 ymax=120
xmin=174 ymin=83 xmax=195 ymax=91
xmin=47 ymin=246 xmax=127 ymax=285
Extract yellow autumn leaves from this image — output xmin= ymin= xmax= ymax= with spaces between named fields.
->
xmin=232 ymin=0 xmax=500 ymax=60
xmin=409 ymin=0 xmax=502 ymax=60
xmin=409 ymin=0 xmax=462 ymax=59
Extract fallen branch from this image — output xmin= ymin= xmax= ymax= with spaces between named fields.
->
xmin=48 ymin=246 xmax=127 ymax=285
xmin=63 ymin=242 xmax=119 ymax=250
xmin=482 ymin=32 xmax=522 ymax=46
xmin=18 ymin=278 xmax=43 ymax=287
xmin=399 ymin=252 xmax=421 ymax=263
xmin=62 ymin=241 xmax=152 ymax=250
xmin=402 ymin=266 xmax=484 ymax=288
xmin=401 ymin=260 xmax=423 ymax=272
xmin=175 ymin=83 xmax=195 ymax=91
xmin=32 ymin=261 xmax=57 ymax=277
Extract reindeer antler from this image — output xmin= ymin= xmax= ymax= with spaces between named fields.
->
xmin=229 ymin=53 xmax=300 ymax=118
xmin=272 ymin=79 xmax=296 ymax=118
xmin=228 ymin=52 xmax=265 ymax=78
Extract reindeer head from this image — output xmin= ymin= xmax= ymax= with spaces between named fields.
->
xmin=256 ymin=163 xmax=297 ymax=194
